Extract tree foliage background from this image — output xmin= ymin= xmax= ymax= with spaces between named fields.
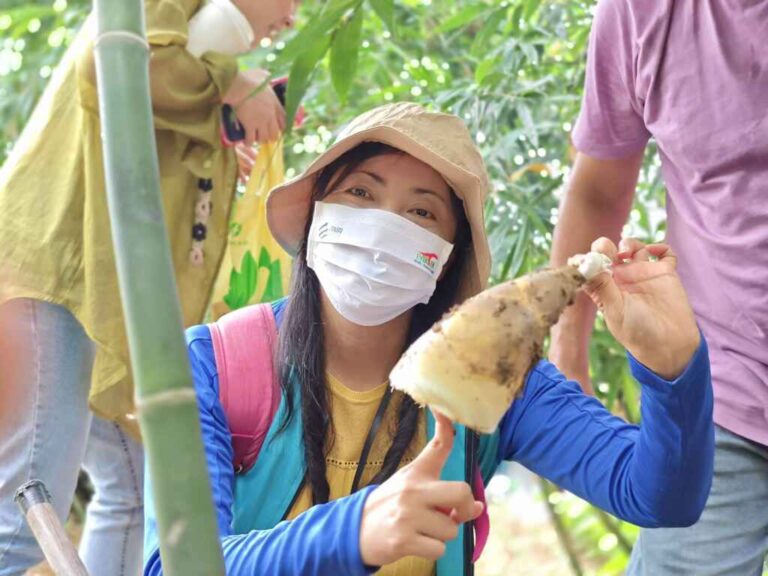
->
xmin=1 ymin=0 xmax=674 ymax=574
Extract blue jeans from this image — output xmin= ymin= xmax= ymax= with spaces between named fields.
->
xmin=627 ymin=425 xmax=768 ymax=575
xmin=0 ymin=299 xmax=144 ymax=576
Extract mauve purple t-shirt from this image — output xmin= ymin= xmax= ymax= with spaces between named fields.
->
xmin=573 ymin=0 xmax=768 ymax=445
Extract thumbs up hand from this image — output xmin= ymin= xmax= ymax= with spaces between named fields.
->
xmin=359 ymin=411 xmax=483 ymax=567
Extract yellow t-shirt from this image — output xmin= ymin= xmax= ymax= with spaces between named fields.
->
xmin=286 ymin=374 xmax=434 ymax=576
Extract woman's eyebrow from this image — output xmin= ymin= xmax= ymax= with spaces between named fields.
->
xmin=413 ymin=187 xmax=450 ymax=209
xmin=355 ymin=170 xmax=386 ymax=184
xmin=353 ymin=169 xmax=449 ymax=209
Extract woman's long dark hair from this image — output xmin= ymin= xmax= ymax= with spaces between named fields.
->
xmin=277 ymin=142 xmax=471 ymax=504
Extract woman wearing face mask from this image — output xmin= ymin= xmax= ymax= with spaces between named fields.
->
xmin=143 ymin=103 xmax=713 ymax=576
xmin=0 ymin=2 xmax=296 ymax=575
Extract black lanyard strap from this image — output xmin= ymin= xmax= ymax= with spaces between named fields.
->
xmin=350 ymin=385 xmax=393 ymax=494
xmin=464 ymin=429 xmax=477 ymax=576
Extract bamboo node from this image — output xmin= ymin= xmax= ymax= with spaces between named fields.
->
xmin=136 ymin=388 xmax=197 ymax=412
xmin=94 ymin=30 xmax=150 ymax=51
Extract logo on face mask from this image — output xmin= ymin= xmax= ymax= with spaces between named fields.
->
xmin=319 ymin=222 xmax=343 ymax=239
xmin=415 ymin=251 xmax=439 ymax=273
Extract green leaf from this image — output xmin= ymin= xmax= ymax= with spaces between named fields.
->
xmin=517 ymin=102 xmax=538 ymax=147
xmin=435 ymin=4 xmax=489 ymax=34
xmin=522 ymin=0 xmax=540 ymax=21
xmin=520 ymin=41 xmax=539 ymax=64
xmin=499 ymin=218 xmax=529 ymax=280
xmin=257 ymin=247 xmax=286 ymax=303
xmin=241 ymin=251 xmax=258 ymax=302
xmin=477 ymin=71 xmax=506 ymax=86
xmin=601 ymin=370 xmax=620 ymax=412
xmin=276 ymin=0 xmax=358 ymax=65
xmin=284 ymin=32 xmax=333 ymax=132
xmin=2 ymin=5 xmax=55 ymax=26
xmin=257 ymin=245 xmax=273 ymax=269
xmin=508 ymin=4 xmax=524 ymax=35
xmin=474 ymin=56 xmax=498 ymax=85
xmin=368 ymin=0 xmax=396 ymax=36
xmin=621 ymin=370 xmax=641 ymax=423
xmin=260 ymin=261 xmax=284 ymax=303
xmin=330 ymin=6 xmax=363 ymax=103
xmin=222 ymin=271 xmax=243 ymax=311
xmin=223 ymin=251 xmax=259 ymax=310
xmin=470 ymin=5 xmax=508 ymax=57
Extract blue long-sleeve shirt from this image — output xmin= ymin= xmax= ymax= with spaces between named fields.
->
xmin=144 ymin=326 xmax=713 ymax=575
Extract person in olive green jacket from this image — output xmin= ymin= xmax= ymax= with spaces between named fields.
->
xmin=0 ymin=1 xmax=297 ymax=574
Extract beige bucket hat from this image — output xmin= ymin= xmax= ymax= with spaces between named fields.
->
xmin=266 ymin=102 xmax=492 ymax=300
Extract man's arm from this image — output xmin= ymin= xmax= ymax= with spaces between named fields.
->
xmin=548 ymin=151 xmax=644 ymax=393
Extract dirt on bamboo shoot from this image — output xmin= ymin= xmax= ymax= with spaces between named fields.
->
xmin=390 ymin=253 xmax=610 ymax=433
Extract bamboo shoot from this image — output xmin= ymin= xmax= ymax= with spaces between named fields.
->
xmin=390 ymin=253 xmax=609 ymax=433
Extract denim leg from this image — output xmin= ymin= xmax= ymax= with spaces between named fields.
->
xmin=627 ymin=425 xmax=768 ymax=576
xmin=80 ymin=416 xmax=144 ymax=576
xmin=0 ymin=299 xmax=94 ymax=576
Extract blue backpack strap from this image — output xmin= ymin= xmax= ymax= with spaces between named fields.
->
xmin=271 ymin=296 xmax=289 ymax=328
xmin=233 ymin=371 xmax=305 ymax=532
xmin=231 ymin=297 xmax=305 ymax=531
xmin=427 ymin=411 xmax=467 ymax=576
xmin=426 ymin=415 xmax=501 ymax=575
xmin=477 ymin=431 xmax=501 ymax=484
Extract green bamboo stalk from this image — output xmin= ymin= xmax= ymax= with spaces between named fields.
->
xmin=594 ymin=509 xmax=634 ymax=555
xmin=91 ymin=1 xmax=224 ymax=574
xmin=539 ymin=478 xmax=585 ymax=576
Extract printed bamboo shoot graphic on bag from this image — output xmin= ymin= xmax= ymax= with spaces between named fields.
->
xmin=390 ymin=253 xmax=610 ymax=433
xmin=210 ymin=141 xmax=293 ymax=319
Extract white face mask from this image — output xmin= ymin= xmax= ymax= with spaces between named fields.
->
xmin=186 ymin=0 xmax=255 ymax=58
xmin=307 ymin=202 xmax=455 ymax=327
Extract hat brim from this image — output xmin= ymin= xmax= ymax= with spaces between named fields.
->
xmin=266 ymin=125 xmax=491 ymax=300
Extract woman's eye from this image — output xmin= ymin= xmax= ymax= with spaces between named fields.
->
xmin=412 ymin=208 xmax=434 ymax=219
xmin=348 ymin=187 xmax=369 ymax=198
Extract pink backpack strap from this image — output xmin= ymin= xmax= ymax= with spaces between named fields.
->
xmin=209 ymin=303 xmax=280 ymax=474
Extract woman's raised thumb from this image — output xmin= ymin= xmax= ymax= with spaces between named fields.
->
xmin=410 ymin=410 xmax=455 ymax=478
